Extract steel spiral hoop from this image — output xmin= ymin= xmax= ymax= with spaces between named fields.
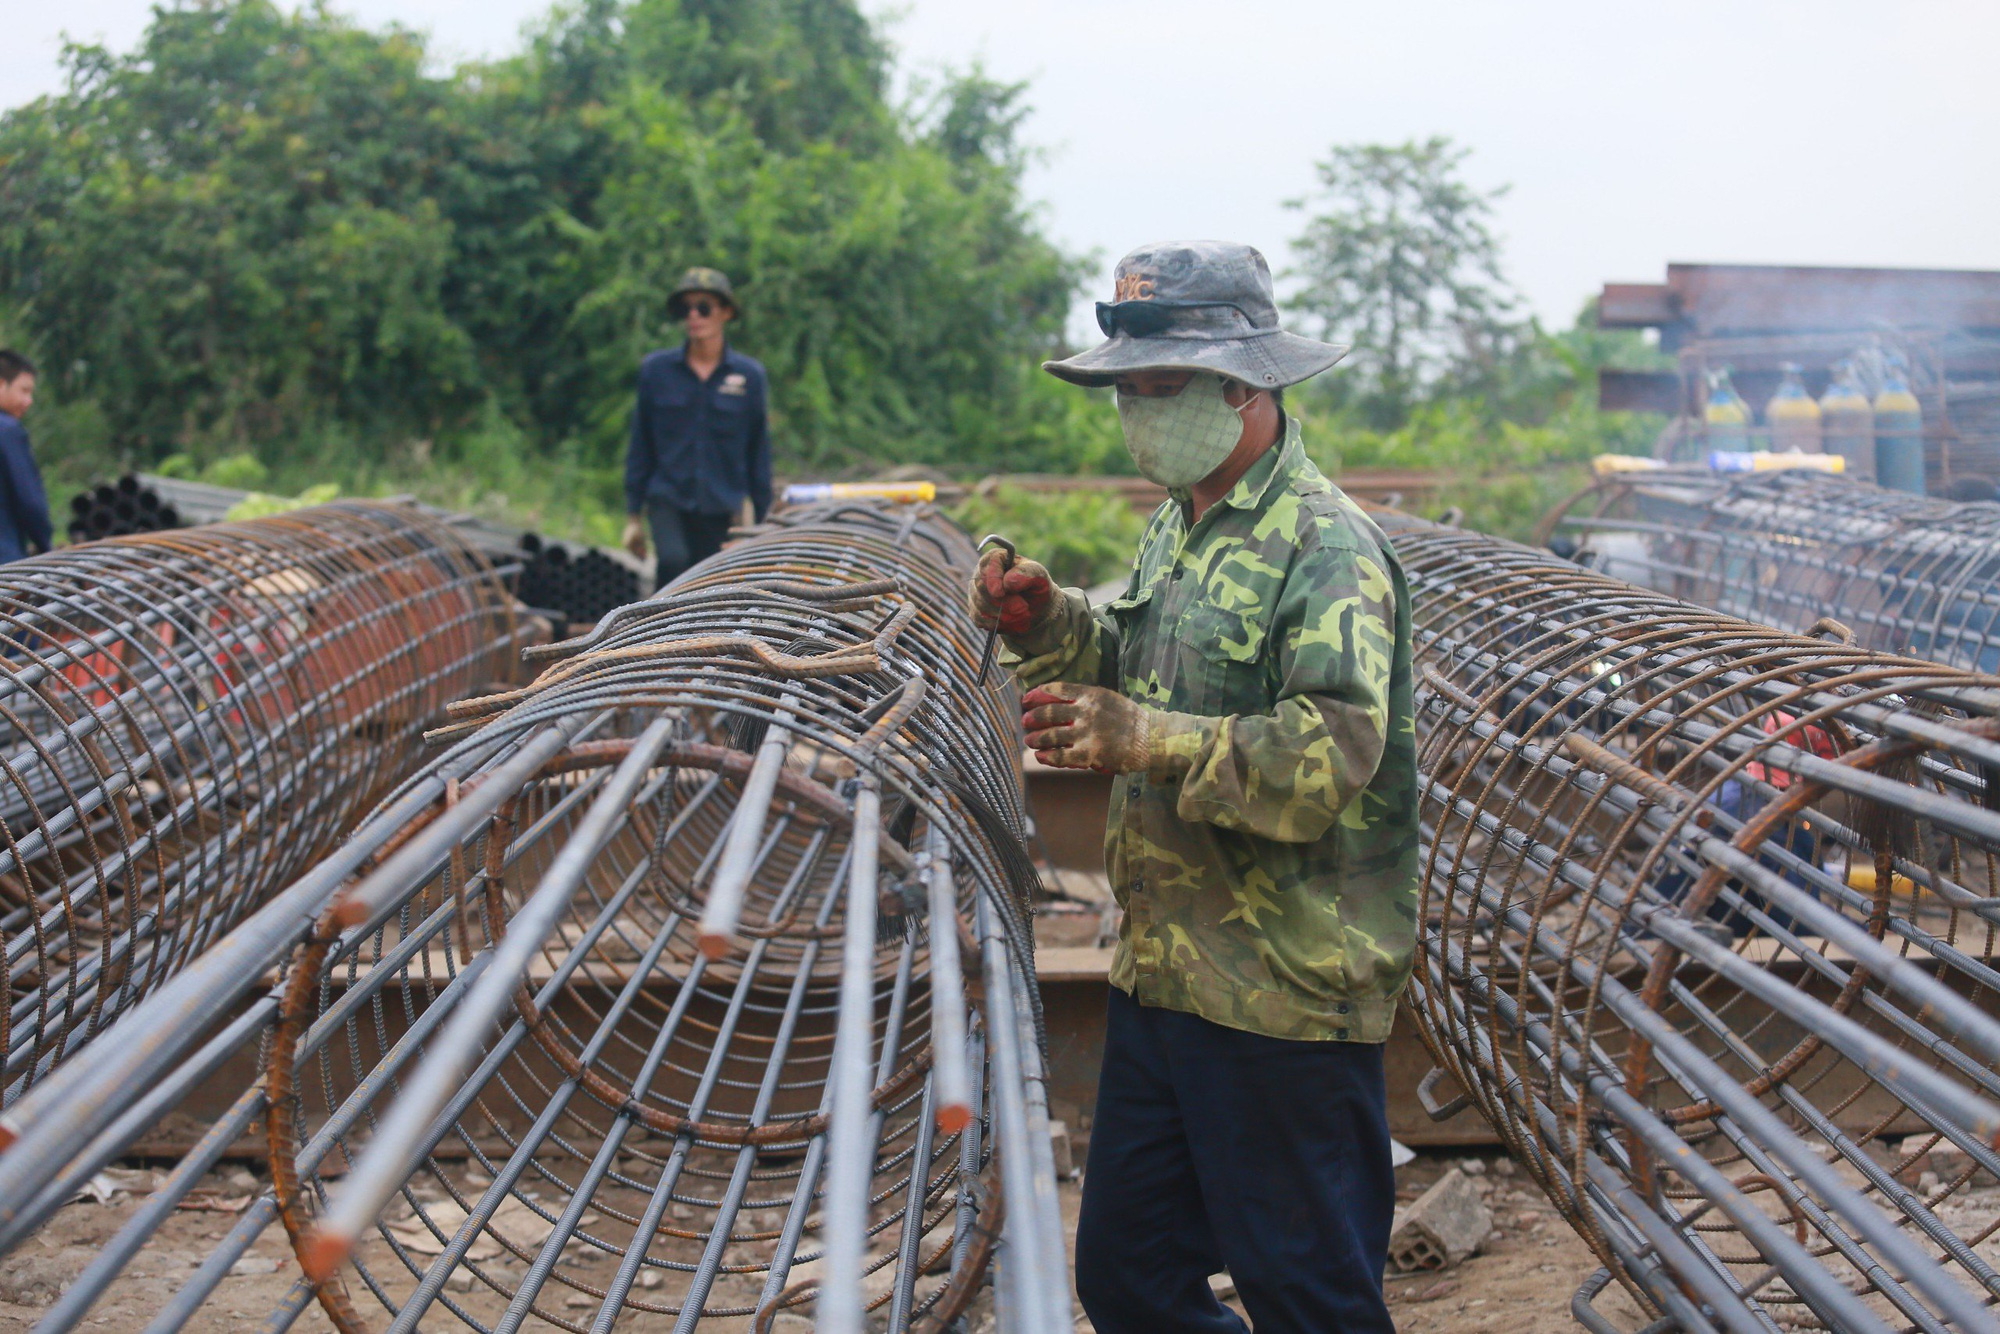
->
xmin=1542 ymin=469 xmax=2000 ymax=673
xmin=0 ymin=499 xmax=1068 ymax=1334
xmin=1383 ymin=511 xmax=2000 ymax=1334
xmin=0 ymin=501 xmax=523 ymax=1101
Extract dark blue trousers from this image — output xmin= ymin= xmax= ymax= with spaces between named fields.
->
xmin=647 ymin=501 xmax=733 ymax=591
xmin=1075 ymin=986 xmax=1396 ymax=1333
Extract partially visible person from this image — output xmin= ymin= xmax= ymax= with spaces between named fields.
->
xmin=0 ymin=351 xmax=52 ymax=565
xmin=623 ymin=267 xmax=771 ymax=590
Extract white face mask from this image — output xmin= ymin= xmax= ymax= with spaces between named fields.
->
xmin=1115 ymin=373 xmax=1252 ymax=488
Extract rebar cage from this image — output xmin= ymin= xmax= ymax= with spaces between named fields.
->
xmin=0 ymin=499 xmax=1069 ymax=1334
xmin=1392 ymin=510 xmax=2000 ymax=1334
xmin=0 ymin=501 xmax=524 ymax=1101
xmin=1543 ymin=469 xmax=2000 ymax=673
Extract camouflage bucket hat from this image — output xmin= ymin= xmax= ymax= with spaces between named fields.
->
xmin=1044 ymin=240 xmax=1347 ymax=390
xmin=668 ymin=266 xmax=738 ymax=317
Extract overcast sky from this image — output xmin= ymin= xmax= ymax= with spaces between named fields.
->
xmin=8 ymin=0 xmax=1999 ymax=334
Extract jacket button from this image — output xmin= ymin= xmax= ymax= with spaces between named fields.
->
xmin=1335 ymin=1028 xmax=1349 ymax=1040
xmin=1336 ymin=1002 xmax=1350 ymax=1014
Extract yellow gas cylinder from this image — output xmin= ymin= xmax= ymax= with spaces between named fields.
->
xmin=1765 ymin=363 xmax=1822 ymax=455
xmin=1874 ymin=353 xmax=1925 ymax=495
xmin=1704 ymin=367 xmax=1752 ymax=454
xmin=1819 ymin=361 xmax=1874 ymax=483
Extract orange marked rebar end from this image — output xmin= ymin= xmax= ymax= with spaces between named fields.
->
xmin=936 ymin=1104 xmax=972 ymax=1134
xmin=298 ymin=1227 xmax=353 ymax=1284
xmin=696 ymin=932 xmax=733 ymax=960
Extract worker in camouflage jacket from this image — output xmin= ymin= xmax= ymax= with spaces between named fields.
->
xmin=971 ymin=241 xmax=1415 ymax=1333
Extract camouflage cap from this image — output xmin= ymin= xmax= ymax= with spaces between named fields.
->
xmin=1044 ymin=240 xmax=1346 ymax=390
xmin=668 ymin=266 xmax=738 ymax=317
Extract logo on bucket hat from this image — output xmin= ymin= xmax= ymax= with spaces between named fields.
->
xmin=1045 ymin=241 xmax=1347 ymax=390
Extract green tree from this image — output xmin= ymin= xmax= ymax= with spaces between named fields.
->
xmin=1287 ymin=136 xmax=1520 ymax=428
xmin=0 ymin=0 xmax=1103 ymax=537
xmin=0 ymin=2 xmax=480 ymax=465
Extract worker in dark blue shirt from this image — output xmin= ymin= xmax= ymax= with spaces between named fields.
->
xmin=0 ymin=351 xmax=52 ymax=565
xmin=623 ymin=267 xmax=772 ymax=590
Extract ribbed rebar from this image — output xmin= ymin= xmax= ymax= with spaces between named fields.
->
xmin=0 ymin=501 xmax=524 ymax=1102
xmin=1388 ymin=509 xmax=2000 ymax=1333
xmin=1542 ymin=468 xmax=2000 ymax=673
xmin=0 ymin=499 xmax=1066 ymax=1333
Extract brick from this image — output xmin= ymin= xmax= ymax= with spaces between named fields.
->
xmin=1048 ymin=1120 xmax=1075 ymax=1179
xmin=1389 ymin=1168 xmax=1493 ymax=1273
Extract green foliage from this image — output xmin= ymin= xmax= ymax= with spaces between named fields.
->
xmin=225 ymin=481 xmax=340 ymax=520
xmin=0 ymin=0 xmax=1092 ymax=541
xmin=949 ymin=484 xmax=1149 ymax=589
xmin=201 ymin=453 xmax=270 ymax=489
xmin=1287 ymin=137 xmax=1521 ymax=429
xmin=1297 ymin=304 xmax=1667 ymax=541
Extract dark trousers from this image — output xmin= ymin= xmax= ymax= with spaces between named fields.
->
xmin=647 ymin=501 xmax=733 ymax=591
xmin=1076 ymin=986 xmax=1396 ymax=1334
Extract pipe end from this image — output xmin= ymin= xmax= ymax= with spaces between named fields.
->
xmin=936 ymin=1104 xmax=972 ymax=1133
xmin=696 ymin=932 xmax=733 ymax=960
xmin=298 ymin=1228 xmax=352 ymax=1284
xmin=0 ymin=1118 xmax=17 ymax=1153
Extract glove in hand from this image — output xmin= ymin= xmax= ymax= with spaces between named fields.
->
xmin=968 ymin=549 xmax=1057 ymax=637
xmin=1021 ymin=683 xmax=1197 ymax=777
xmin=621 ymin=516 xmax=648 ymax=560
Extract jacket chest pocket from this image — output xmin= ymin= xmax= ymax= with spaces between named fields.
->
xmin=1177 ymin=601 xmax=1270 ymax=711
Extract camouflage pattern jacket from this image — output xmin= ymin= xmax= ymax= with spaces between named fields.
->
xmin=1007 ymin=422 xmax=1418 ymax=1041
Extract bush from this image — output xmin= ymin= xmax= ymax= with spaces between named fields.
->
xmin=949 ymin=484 xmax=1151 ymax=590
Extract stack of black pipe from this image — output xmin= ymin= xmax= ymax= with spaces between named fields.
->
xmin=513 ymin=531 xmax=642 ymax=626
xmin=65 ymin=475 xmax=182 ymax=542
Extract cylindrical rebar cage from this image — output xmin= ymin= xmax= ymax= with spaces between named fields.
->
xmin=0 ymin=500 xmax=1069 ymax=1334
xmin=0 ymin=501 xmax=523 ymax=1098
xmin=1542 ymin=469 xmax=2000 ymax=672
xmin=1390 ymin=510 xmax=2000 ymax=1334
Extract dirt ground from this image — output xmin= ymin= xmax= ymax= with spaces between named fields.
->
xmin=0 ymin=1148 xmax=1634 ymax=1332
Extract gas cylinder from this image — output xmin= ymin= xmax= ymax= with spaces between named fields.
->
xmin=1705 ymin=368 xmax=1752 ymax=453
xmin=1765 ymin=363 xmax=1822 ymax=455
xmin=1874 ymin=353 xmax=1925 ymax=495
xmin=1819 ymin=361 xmax=1874 ymax=483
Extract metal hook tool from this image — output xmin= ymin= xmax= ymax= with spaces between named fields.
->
xmin=975 ymin=533 xmax=1016 ymax=689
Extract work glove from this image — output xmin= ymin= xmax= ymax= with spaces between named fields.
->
xmin=1020 ymin=683 xmax=1203 ymax=778
xmin=968 ymin=548 xmax=1059 ymax=639
xmin=621 ymin=515 xmax=648 ymax=560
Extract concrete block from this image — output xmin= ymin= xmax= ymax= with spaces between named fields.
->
xmin=1048 ymin=1120 xmax=1075 ymax=1179
xmin=1389 ymin=1168 xmax=1493 ymax=1273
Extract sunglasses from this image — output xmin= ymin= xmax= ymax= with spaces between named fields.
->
xmin=1096 ymin=299 xmax=1253 ymax=339
xmin=682 ymin=298 xmax=723 ymax=319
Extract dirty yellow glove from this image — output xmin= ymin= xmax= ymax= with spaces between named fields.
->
xmin=968 ymin=548 xmax=1060 ymax=641
xmin=1020 ymin=683 xmax=1205 ymax=777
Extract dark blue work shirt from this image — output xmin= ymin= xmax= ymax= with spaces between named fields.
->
xmin=0 ymin=413 xmax=51 ymax=565
xmin=624 ymin=344 xmax=772 ymax=519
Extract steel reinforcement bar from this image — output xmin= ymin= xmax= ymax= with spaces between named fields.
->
xmin=0 ymin=501 xmax=525 ymax=1102
xmin=1540 ymin=469 xmax=2000 ymax=673
xmin=0 ymin=499 xmax=1067 ymax=1333
xmin=1386 ymin=510 xmax=2000 ymax=1334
